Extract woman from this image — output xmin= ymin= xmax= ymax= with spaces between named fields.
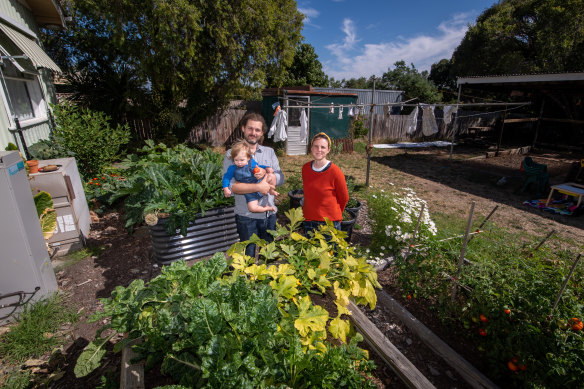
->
xmin=302 ymin=132 xmax=349 ymax=236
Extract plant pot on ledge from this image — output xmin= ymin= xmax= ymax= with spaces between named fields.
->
xmin=149 ymin=206 xmax=239 ymax=265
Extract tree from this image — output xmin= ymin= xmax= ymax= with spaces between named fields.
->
xmin=451 ymin=0 xmax=584 ymax=76
xmin=269 ymin=43 xmax=328 ymax=87
xmin=429 ymin=59 xmax=454 ymax=90
xmin=43 ymin=0 xmax=303 ymax=135
xmin=381 ymin=61 xmax=441 ymax=103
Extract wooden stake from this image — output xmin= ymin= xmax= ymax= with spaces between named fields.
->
xmin=405 ymin=203 xmax=425 ymax=261
xmin=533 ymin=230 xmax=555 ymax=252
xmin=468 ymin=205 xmax=498 ymax=243
xmin=452 ymin=201 xmax=475 ymax=301
xmin=551 ymin=253 xmax=581 ymax=314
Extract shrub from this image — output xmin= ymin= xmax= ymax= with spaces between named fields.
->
xmin=52 ymin=102 xmax=130 ymax=180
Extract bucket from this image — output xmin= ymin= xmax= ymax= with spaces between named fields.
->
xmin=149 ymin=206 xmax=239 ymax=265
xmin=340 ymin=210 xmax=357 ymax=242
xmin=27 ymin=160 xmax=39 ymax=174
xmin=345 ymin=199 xmax=362 ymax=218
xmin=288 ymin=189 xmax=304 ymax=209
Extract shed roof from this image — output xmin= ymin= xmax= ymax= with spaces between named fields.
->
xmin=262 ymin=85 xmax=357 ymax=97
xmin=457 ymin=72 xmax=584 ymax=94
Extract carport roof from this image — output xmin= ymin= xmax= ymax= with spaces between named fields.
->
xmin=457 ymin=72 xmax=584 ymax=94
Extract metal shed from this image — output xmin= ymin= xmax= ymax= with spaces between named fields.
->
xmin=314 ymin=87 xmax=403 ymax=115
xmin=262 ymin=86 xmax=357 ymax=155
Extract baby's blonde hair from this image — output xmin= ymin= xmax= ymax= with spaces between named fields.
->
xmin=230 ymin=140 xmax=252 ymax=160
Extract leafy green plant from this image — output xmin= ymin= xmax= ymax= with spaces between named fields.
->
xmin=105 ymin=141 xmax=233 ymax=235
xmin=75 ymin=253 xmax=376 ymax=387
xmin=0 ymin=294 xmax=77 ymax=363
xmin=33 ymin=191 xmax=57 ymax=240
xmin=51 ymin=102 xmax=130 ymax=180
xmin=28 ymin=138 xmax=73 ymax=160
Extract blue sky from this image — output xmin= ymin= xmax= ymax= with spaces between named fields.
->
xmin=298 ymin=0 xmax=499 ymax=81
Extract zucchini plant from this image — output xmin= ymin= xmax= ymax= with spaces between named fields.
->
xmin=108 ymin=141 xmax=233 ymax=235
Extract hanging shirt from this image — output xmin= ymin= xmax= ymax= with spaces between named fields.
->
xmin=421 ymin=104 xmax=438 ymax=136
xmin=406 ymin=106 xmax=419 ymax=135
xmin=268 ymin=109 xmax=288 ymax=142
xmin=442 ymin=105 xmax=457 ymax=125
xmin=300 ymin=109 xmax=308 ymax=143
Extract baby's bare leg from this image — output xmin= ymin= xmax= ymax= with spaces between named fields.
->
xmin=266 ymin=173 xmax=279 ymax=196
xmin=247 ymin=200 xmax=276 ymax=213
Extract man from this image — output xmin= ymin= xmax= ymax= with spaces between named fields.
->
xmin=223 ymin=112 xmax=284 ymax=257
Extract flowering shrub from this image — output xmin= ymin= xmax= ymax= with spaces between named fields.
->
xmin=367 ymin=187 xmax=437 ymax=254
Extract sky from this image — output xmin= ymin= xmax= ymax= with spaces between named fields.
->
xmin=298 ymin=0 xmax=499 ymax=81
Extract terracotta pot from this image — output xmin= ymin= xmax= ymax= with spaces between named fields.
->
xmin=26 ymin=159 xmax=39 ymax=174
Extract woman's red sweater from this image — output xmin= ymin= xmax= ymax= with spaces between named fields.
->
xmin=302 ymin=161 xmax=349 ymax=222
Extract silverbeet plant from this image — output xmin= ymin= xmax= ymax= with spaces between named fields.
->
xmin=108 ymin=141 xmax=233 ymax=235
xmin=74 ymin=254 xmax=377 ymax=388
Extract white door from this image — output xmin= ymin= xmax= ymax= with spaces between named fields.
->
xmin=286 ymin=96 xmax=309 ymax=155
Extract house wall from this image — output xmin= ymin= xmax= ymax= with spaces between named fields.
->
xmin=0 ymin=0 xmax=55 ymax=151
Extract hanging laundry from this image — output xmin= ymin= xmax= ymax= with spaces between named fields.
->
xmin=329 ymin=102 xmax=334 ymax=114
xmin=442 ymin=105 xmax=458 ymax=125
xmin=359 ymin=104 xmax=365 ymax=116
xmin=383 ymin=104 xmax=390 ymax=117
xmin=268 ymin=108 xmax=288 ymax=142
xmin=421 ymin=104 xmax=438 ymax=136
xmin=338 ymin=105 xmax=343 ymax=119
xmin=406 ymin=106 xmax=419 ymax=135
xmin=348 ymin=106 xmax=354 ymax=117
xmin=300 ymin=109 xmax=308 ymax=143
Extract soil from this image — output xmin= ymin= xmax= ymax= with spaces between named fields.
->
xmin=2 ymin=140 xmax=582 ymax=388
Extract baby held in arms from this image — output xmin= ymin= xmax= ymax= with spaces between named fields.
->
xmin=222 ymin=141 xmax=279 ymax=213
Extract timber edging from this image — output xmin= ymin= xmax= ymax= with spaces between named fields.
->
xmin=376 ymin=290 xmax=500 ymax=389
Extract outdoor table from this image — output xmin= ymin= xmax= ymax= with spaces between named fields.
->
xmin=545 ymin=182 xmax=584 ymax=207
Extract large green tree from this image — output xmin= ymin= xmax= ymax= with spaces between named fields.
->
xmin=269 ymin=43 xmax=328 ymax=87
xmin=451 ymin=0 xmax=584 ymax=76
xmin=43 ymin=0 xmax=303 ymax=135
xmin=381 ymin=61 xmax=441 ymax=103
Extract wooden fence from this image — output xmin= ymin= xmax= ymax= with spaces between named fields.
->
xmin=363 ymin=109 xmax=501 ymax=141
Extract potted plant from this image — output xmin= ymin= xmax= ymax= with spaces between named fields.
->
xmin=345 ymin=175 xmax=362 ymax=218
xmin=340 ymin=209 xmax=357 ymax=242
xmin=109 ymin=141 xmax=237 ymax=264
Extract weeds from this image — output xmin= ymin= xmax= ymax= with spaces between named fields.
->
xmin=0 ymin=294 xmax=77 ymax=363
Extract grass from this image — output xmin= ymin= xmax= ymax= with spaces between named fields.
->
xmin=52 ymin=245 xmax=104 ymax=272
xmin=0 ymin=369 xmax=31 ymax=389
xmin=0 ymin=294 xmax=77 ymax=363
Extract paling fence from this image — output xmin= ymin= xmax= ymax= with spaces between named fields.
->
xmin=363 ymin=109 xmax=502 ymax=142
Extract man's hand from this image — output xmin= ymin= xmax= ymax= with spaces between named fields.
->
xmin=257 ymin=176 xmax=274 ymax=195
xmin=223 ymin=187 xmax=232 ymax=198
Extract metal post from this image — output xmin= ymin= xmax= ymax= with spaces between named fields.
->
xmin=496 ymin=105 xmax=507 ymax=156
xmin=452 ymin=201 xmax=475 ymax=301
xmin=532 ymin=98 xmax=545 ymax=149
xmin=449 ymin=84 xmax=462 ymax=162
xmin=14 ymin=117 xmax=30 ymax=160
xmin=365 ymin=79 xmax=376 ymax=187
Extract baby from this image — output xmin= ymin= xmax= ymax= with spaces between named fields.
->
xmin=222 ymin=141 xmax=279 ymax=213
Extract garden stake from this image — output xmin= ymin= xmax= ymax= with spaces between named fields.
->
xmin=550 ymin=253 xmax=581 ymax=314
xmin=467 ymin=204 xmax=498 ymax=243
xmin=533 ymin=229 xmax=555 ymax=252
xmin=405 ymin=203 xmax=425 ymax=262
xmin=452 ymin=201 xmax=475 ymax=301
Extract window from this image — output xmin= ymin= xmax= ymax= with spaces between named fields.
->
xmin=0 ymin=57 xmax=46 ymax=126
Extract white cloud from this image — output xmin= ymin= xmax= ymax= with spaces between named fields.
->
xmin=324 ymin=13 xmax=473 ymax=80
xmin=298 ymin=7 xmax=320 ymax=25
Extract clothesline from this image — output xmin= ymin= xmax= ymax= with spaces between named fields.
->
xmin=279 ymin=100 xmax=530 ymax=110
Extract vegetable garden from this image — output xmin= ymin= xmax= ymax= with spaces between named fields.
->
xmin=2 ymin=140 xmax=582 ymax=389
